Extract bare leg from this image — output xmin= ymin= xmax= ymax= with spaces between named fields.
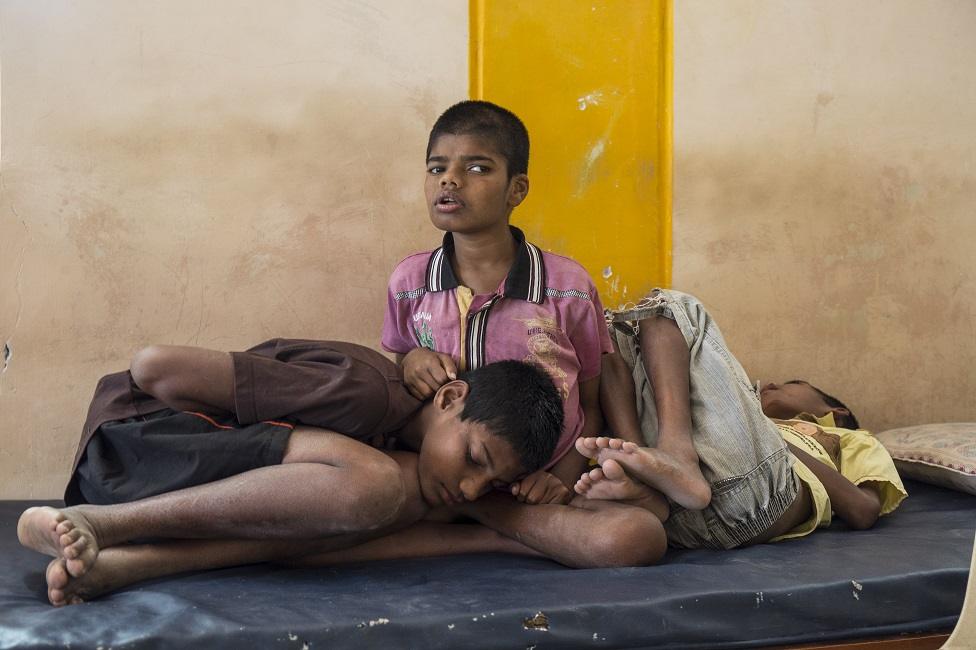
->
xmin=630 ymin=313 xmax=711 ymax=509
xmin=40 ymin=452 xmax=431 ymax=604
xmin=19 ymin=427 xmax=407 ymax=577
xmin=458 ymin=493 xmax=666 ymax=568
xmin=599 ymin=346 xmax=645 ymax=445
xmin=129 ymin=344 xmax=236 ymax=413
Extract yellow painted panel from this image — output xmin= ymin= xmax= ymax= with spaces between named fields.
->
xmin=471 ymin=0 xmax=672 ymax=307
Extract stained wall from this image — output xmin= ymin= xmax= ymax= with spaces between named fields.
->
xmin=673 ymin=0 xmax=976 ymax=431
xmin=3 ymin=1 xmax=974 ymax=499
xmin=0 ymin=1 xmax=466 ymax=498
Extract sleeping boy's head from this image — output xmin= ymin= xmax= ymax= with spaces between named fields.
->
xmin=416 ymin=359 xmax=562 ymax=507
xmin=424 ymin=100 xmax=530 ymax=236
xmin=760 ymin=380 xmax=860 ymax=430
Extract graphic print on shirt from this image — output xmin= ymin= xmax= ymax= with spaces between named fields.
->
xmin=412 ymin=311 xmax=435 ymax=350
xmin=518 ymin=317 xmax=570 ymax=399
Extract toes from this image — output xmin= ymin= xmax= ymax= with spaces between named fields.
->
xmin=60 ymin=528 xmax=83 ymax=550
xmin=601 ymin=459 xmax=627 ymax=481
xmin=575 ymin=437 xmax=600 ymax=459
xmin=49 ymin=588 xmax=66 ymax=607
xmin=46 ymin=559 xmax=70 ymax=590
xmin=65 ymin=557 xmax=89 ymax=579
xmin=587 ymin=468 xmax=607 ymax=482
xmin=54 ymin=519 xmax=75 ymax=536
xmin=621 ymin=441 xmax=640 ymax=453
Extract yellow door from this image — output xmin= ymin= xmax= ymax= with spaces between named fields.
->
xmin=471 ymin=0 xmax=672 ymax=308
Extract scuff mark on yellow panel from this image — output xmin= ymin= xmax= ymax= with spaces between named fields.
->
xmin=470 ymin=0 xmax=672 ymax=306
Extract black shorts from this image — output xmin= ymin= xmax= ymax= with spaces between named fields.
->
xmin=66 ymin=409 xmax=292 ymax=506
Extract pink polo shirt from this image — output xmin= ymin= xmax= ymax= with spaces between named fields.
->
xmin=382 ymin=227 xmax=613 ymax=468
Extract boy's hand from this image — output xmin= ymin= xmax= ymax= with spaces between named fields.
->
xmin=402 ymin=348 xmax=458 ymax=400
xmin=510 ymin=470 xmax=573 ymax=505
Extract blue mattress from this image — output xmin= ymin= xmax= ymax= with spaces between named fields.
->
xmin=1 ymin=479 xmax=973 ymax=649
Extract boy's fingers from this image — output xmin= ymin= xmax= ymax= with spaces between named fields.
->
xmin=424 ymin=364 xmax=450 ymax=388
xmin=436 ymin=353 xmax=458 ymax=380
xmin=406 ymin=376 xmax=435 ymax=400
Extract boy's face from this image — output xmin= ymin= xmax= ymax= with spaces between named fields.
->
xmin=425 ymin=133 xmax=528 ymax=236
xmin=418 ymin=382 xmax=526 ymax=508
xmin=760 ymin=381 xmax=835 ymax=420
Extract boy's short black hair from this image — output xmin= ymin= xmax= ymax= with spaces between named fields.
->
xmin=788 ymin=380 xmax=861 ymax=430
xmin=459 ymin=360 xmax=562 ymax=473
xmin=427 ymin=100 xmax=530 ymax=178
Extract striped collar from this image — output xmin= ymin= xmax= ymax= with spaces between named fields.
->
xmin=424 ymin=226 xmax=547 ymax=304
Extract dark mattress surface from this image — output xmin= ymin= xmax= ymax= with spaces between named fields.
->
xmin=1 ymin=480 xmax=973 ymax=649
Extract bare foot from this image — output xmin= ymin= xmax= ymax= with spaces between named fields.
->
xmin=46 ymin=549 xmax=132 ymax=606
xmin=577 ymin=436 xmax=711 ymax=510
xmin=18 ymin=506 xmax=100 ymax=577
xmin=575 ymin=459 xmax=671 ymax=521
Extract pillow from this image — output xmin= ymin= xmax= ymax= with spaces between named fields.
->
xmin=876 ymin=423 xmax=976 ymax=495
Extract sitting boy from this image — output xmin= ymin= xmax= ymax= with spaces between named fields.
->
xmin=383 ymin=100 xmax=613 ymax=501
xmin=17 ymin=337 xmax=565 ymax=603
xmin=574 ymin=289 xmax=907 ymax=548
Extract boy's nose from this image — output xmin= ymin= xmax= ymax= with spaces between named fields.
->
xmin=460 ymin=476 xmax=490 ymax=501
xmin=440 ymin=173 xmax=460 ymax=188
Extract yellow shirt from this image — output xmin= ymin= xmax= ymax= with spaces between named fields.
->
xmin=772 ymin=413 xmax=908 ymax=541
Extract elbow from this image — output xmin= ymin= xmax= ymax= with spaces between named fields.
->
xmin=845 ymin=503 xmax=881 ymax=531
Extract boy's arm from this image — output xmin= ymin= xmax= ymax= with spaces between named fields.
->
xmin=785 ymin=442 xmax=882 ymax=530
xmin=550 ymin=375 xmax=602 ymax=483
xmin=399 ymin=347 xmax=458 ymax=400
xmin=510 ymin=376 xmax=601 ymax=504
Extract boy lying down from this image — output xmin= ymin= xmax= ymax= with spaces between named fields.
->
xmin=17 ymin=338 xmax=662 ymax=605
xmin=18 ymin=291 xmax=906 ymax=605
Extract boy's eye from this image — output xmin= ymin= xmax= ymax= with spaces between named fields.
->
xmin=427 ymin=166 xmax=444 ymax=174
xmin=466 ymin=450 xmax=482 ymax=467
xmin=468 ymin=164 xmax=488 ymax=173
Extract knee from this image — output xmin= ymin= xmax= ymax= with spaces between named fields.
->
xmin=587 ymin=509 xmax=667 ymax=567
xmin=343 ymin=454 xmax=408 ymax=531
xmin=130 ymin=345 xmax=176 ymax=396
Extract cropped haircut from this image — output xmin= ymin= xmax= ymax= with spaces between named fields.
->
xmin=788 ymin=380 xmax=861 ymax=430
xmin=427 ymin=100 xmax=530 ymax=178
xmin=458 ymin=360 xmax=563 ymax=473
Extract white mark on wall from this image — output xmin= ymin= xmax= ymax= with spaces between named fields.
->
xmin=577 ymin=91 xmax=605 ymax=111
xmin=851 ymin=579 xmax=863 ymax=600
xmin=574 ymin=93 xmax=625 ymax=197
xmin=602 ymin=266 xmax=613 ymax=279
xmin=755 ymin=591 xmax=764 ymax=608
xmin=576 ymin=139 xmax=607 ymax=195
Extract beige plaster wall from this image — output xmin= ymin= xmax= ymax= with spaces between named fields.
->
xmin=673 ymin=1 xmax=976 ymax=432
xmin=0 ymin=1 xmax=466 ymax=498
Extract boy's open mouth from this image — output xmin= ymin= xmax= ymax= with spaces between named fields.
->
xmin=435 ymin=191 xmax=465 ymax=211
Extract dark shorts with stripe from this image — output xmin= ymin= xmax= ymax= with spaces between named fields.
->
xmin=64 ymin=339 xmax=421 ymax=506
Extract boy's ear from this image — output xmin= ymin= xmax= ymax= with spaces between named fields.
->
xmin=507 ymin=173 xmax=529 ymax=207
xmin=433 ymin=379 xmax=470 ymax=411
